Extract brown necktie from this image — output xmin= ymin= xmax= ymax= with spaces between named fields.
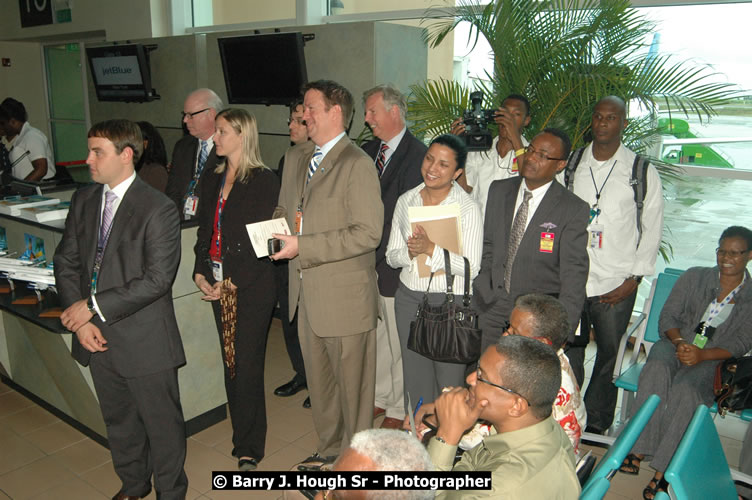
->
xmin=504 ymin=190 xmax=532 ymax=292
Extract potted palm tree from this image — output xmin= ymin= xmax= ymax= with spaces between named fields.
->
xmin=408 ymin=0 xmax=739 ymax=157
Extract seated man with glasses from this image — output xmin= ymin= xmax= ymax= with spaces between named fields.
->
xmin=165 ymin=88 xmax=224 ymax=220
xmin=426 ymin=335 xmax=580 ymax=499
xmin=473 ymin=128 xmax=590 ymax=351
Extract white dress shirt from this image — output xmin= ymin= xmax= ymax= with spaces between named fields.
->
xmin=561 ymin=143 xmax=664 ymax=296
xmin=91 ymin=171 xmax=138 ymax=321
xmin=512 ymin=179 xmax=553 ymax=233
xmin=386 ymin=182 xmax=483 ymax=294
xmin=465 ymin=135 xmax=529 ymax=218
xmin=378 ymin=126 xmax=407 ymax=175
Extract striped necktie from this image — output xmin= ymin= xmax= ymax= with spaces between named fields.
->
xmin=375 ymin=142 xmax=389 ymax=177
xmin=307 ymin=148 xmax=323 ymax=183
xmin=197 ymin=140 xmax=208 ymax=177
xmin=503 ymin=190 xmax=532 ymax=292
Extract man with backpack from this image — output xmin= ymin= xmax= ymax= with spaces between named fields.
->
xmin=562 ymin=96 xmax=664 ymax=434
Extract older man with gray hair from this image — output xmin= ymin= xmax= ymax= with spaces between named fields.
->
xmin=312 ymin=429 xmax=435 ymax=500
xmin=165 ymin=88 xmax=224 ymax=220
xmin=361 ymin=84 xmax=426 ymax=429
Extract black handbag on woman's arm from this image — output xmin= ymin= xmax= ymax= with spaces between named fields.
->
xmin=407 ymin=248 xmax=482 ymax=364
xmin=714 ymin=356 xmax=752 ymax=416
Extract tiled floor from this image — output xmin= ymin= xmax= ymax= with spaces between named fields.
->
xmin=0 ymin=319 xmax=746 ymax=499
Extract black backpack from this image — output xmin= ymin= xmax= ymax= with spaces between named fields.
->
xmin=563 ymin=147 xmax=650 ymax=247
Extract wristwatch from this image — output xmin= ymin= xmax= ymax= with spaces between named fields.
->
xmin=87 ymin=296 xmax=96 ymax=313
xmin=628 ymin=275 xmax=643 ymax=284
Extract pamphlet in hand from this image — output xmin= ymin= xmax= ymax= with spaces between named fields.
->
xmin=245 ymin=217 xmax=292 ymax=258
xmin=408 ymin=204 xmax=463 ymax=278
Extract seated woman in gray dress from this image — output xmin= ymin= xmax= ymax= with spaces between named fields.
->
xmin=618 ymin=226 xmax=752 ymax=499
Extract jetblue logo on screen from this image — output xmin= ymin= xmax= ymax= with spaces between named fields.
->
xmin=102 ymin=66 xmax=133 ymax=76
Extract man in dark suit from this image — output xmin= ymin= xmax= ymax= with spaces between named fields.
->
xmin=360 ymin=84 xmax=425 ymax=429
xmin=272 ymin=80 xmax=383 ymax=464
xmin=473 ymin=128 xmax=589 ymax=351
xmin=165 ymin=88 xmax=223 ymax=220
xmin=55 ymin=120 xmax=187 ymax=500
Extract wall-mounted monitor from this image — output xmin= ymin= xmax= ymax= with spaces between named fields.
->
xmin=86 ymin=44 xmax=159 ymax=103
xmin=218 ymin=32 xmax=308 ymax=106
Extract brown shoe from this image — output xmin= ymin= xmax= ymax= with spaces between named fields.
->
xmin=374 ymin=406 xmax=385 ymax=418
xmin=380 ymin=417 xmax=403 ymax=429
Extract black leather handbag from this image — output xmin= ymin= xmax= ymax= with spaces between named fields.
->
xmin=714 ymin=355 xmax=752 ymax=416
xmin=407 ymin=249 xmax=481 ymax=364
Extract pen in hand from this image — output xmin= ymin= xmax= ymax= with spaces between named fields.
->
xmin=413 ymin=397 xmax=423 ymax=418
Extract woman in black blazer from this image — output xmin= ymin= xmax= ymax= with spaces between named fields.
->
xmin=193 ymin=108 xmax=279 ymax=471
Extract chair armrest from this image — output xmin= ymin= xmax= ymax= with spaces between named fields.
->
xmin=612 ymin=311 xmax=646 ymax=382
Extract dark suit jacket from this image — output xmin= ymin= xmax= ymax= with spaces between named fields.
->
xmin=54 ymin=176 xmax=185 ymax=378
xmin=166 ymin=135 xmax=220 ymax=219
xmin=473 ymin=177 xmax=590 ymax=333
xmin=193 ymin=166 xmax=280 ymax=291
xmin=361 ymin=130 xmax=426 ymax=297
xmin=274 ymin=136 xmax=384 ymax=337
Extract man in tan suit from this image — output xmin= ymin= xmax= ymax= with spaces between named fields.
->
xmin=272 ymin=80 xmax=384 ymax=464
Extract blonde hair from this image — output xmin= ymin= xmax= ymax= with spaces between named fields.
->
xmin=214 ymin=108 xmax=266 ymax=183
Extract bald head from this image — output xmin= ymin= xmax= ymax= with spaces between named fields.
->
xmin=595 ymin=96 xmax=626 ymax=118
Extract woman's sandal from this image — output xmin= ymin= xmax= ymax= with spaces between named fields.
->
xmin=643 ymin=476 xmax=668 ymax=500
xmin=619 ymin=453 xmax=642 ymax=475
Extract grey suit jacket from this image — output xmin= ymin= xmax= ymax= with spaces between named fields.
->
xmin=473 ymin=177 xmax=590 ymax=333
xmin=54 ymin=176 xmax=185 ymax=377
xmin=275 ymin=135 xmax=384 ymax=337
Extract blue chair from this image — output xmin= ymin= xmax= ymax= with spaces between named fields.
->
xmin=579 ymin=394 xmax=661 ymax=499
xmin=579 ymin=477 xmax=610 ymax=500
xmin=663 ymin=404 xmax=738 ymax=499
xmin=612 ymin=271 xmax=683 ymax=425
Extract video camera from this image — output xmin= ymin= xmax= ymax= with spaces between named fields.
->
xmin=461 ymin=91 xmax=495 ymax=152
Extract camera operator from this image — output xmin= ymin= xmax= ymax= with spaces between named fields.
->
xmin=452 ymin=94 xmax=531 ymax=217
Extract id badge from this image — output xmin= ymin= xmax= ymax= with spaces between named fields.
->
xmin=692 ymin=333 xmax=708 ymax=349
xmin=588 ymin=223 xmax=604 ymax=249
xmin=540 ymin=232 xmax=554 ymax=253
xmin=211 ymin=260 xmax=223 ymax=282
xmin=183 ymin=195 xmax=199 ymax=216
xmin=295 ymin=209 xmax=303 ymax=235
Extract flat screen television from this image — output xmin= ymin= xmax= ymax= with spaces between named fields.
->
xmin=86 ymin=44 xmax=158 ymax=102
xmin=218 ymin=32 xmax=308 ymax=105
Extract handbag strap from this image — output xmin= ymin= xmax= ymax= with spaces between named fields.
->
xmin=463 ymin=256 xmax=472 ymax=307
xmin=443 ymin=248 xmax=455 ymax=301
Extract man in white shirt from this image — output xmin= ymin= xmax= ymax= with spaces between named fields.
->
xmin=563 ymin=96 xmax=664 ymax=434
xmin=453 ymin=94 xmax=531 ymax=217
xmin=0 ymin=98 xmax=55 ymax=181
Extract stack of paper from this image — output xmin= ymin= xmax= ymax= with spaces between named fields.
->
xmin=408 ymin=203 xmax=464 ymax=278
xmin=19 ymin=201 xmax=71 ymax=223
xmin=0 ymin=195 xmax=61 ymax=216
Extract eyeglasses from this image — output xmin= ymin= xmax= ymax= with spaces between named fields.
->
xmin=181 ymin=108 xmax=210 ymax=120
xmin=475 ymin=369 xmax=529 ymax=405
xmin=524 ymin=146 xmax=567 ymax=162
xmin=287 ymin=117 xmax=305 ymax=126
xmin=716 ymin=248 xmax=750 ymax=258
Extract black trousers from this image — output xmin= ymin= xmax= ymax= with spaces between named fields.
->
xmin=89 ymin=351 xmax=187 ymax=499
xmin=275 ymin=260 xmax=305 ymax=384
xmin=212 ymin=286 xmax=276 ymax=460
xmin=566 ymin=290 xmax=638 ymax=432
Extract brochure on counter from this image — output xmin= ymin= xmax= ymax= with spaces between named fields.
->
xmin=0 ymin=195 xmax=61 ymax=216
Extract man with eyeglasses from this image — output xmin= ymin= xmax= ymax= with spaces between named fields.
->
xmin=562 ymin=96 xmax=664 ymax=435
xmin=165 ymin=88 xmax=223 ymax=220
xmin=426 ymin=335 xmax=580 ymax=499
xmin=273 ymin=97 xmax=311 ymax=409
xmin=473 ymin=128 xmax=590 ymax=351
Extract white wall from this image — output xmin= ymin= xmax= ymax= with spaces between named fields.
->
xmin=0 ymin=42 xmax=49 ymax=139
